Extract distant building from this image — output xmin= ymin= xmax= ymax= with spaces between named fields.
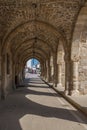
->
xmin=31 ymin=59 xmax=39 ymax=67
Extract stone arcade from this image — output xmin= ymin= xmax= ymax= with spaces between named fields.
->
xmin=0 ymin=0 xmax=87 ymax=99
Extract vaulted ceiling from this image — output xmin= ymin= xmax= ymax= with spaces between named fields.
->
xmin=0 ymin=0 xmax=86 ymax=64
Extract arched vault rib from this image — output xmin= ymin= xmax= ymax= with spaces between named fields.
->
xmin=11 ymin=31 xmax=56 ymax=53
xmin=13 ymin=38 xmax=51 ymax=60
xmin=15 ymin=48 xmax=48 ymax=59
xmin=15 ymin=38 xmax=53 ymax=52
xmin=16 ymin=51 xmax=46 ymax=64
xmin=12 ymin=38 xmax=53 ymax=53
xmin=2 ymin=20 xmax=66 ymax=53
xmin=15 ymin=47 xmax=48 ymax=63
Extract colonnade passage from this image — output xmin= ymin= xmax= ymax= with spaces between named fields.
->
xmin=0 ymin=73 xmax=87 ymax=130
xmin=0 ymin=0 xmax=87 ymax=129
xmin=0 ymin=1 xmax=87 ymax=99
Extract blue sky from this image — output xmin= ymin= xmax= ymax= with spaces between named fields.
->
xmin=27 ymin=59 xmax=39 ymax=68
xmin=27 ymin=59 xmax=31 ymax=68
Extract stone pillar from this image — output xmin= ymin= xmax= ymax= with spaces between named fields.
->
xmin=70 ymin=61 xmax=79 ymax=96
xmin=53 ymin=53 xmax=58 ymax=87
xmin=41 ymin=63 xmax=46 ymax=81
xmin=50 ymin=65 xmax=54 ymax=85
xmin=64 ymin=61 xmax=69 ymax=95
xmin=18 ymin=64 xmax=24 ymax=85
xmin=43 ymin=62 xmax=48 ymax=81
xmin=57 ymin=63 xmax=62 ymax=87
xmin=41 ymin=64 xmax=44 ymax=78
xmin=12 ymin=62 xmax=16 ymax=90
xmin=51 ymin=66 xmax=54 ymax=76
xmin=19 ymin=68 xmax=24 ymax=85
xmin=46 ymin=59 xmax=51 ymax=82
xmin=44 ymin=62 xmax=47 ymax=81
xmin=15 ymin=63 xmax=20 ymax=86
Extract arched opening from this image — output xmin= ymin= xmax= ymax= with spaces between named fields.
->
xmin=24 ymin=58 xmax=41 ymax=79
xmin=71 ymin=2 xmax=87 ymax=95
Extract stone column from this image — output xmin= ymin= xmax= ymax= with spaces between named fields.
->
xmin=53 ymin=53 xmax=58 ymax=87
xmin=64 ymin=61 xmax=70 ymax=95
xmin=51 ymin=66 xmax=54 ymax=76
xmin=19 ymin=63 xmax=23 ymax=81
xmin=49 ymin=55 xmax=54 ymax=85
xmin=15 ymin=63 xmax=20 ymax=86
xmin=50 ymin=65 xmax=54 ymax=85
xmin=41 ymin=64 xmax=44 ymax=78
xmin=41 ymin=63 xmax=46 ymax=81
xmin=46 ymin=59 xmax=51 ymax=82
xmin=44 ymin=62 xmax=47 ymax=81
xmin=57 ymin=63 xmax=62 ymax=87
xmin=12 ymin=63 xmax=16 ymax=90
xmin=70 ymin=60 xmax=79 ymax=96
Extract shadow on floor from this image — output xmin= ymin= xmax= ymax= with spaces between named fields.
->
xmin=0 ymin=78 xmax=87 ymax=130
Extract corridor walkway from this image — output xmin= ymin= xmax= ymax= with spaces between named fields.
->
xmin=0 ymin=73 xmax=87 ymax=130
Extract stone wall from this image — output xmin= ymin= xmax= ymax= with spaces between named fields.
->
xmin=79 ymin=40 xmax=87 ymax=94
xmin=0 ymin=0 xmax=87 ymax=98
xmin=0 ymin=46 xmax=1 ymax=100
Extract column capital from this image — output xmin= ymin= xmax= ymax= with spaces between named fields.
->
xmin=57 ymin=62 xmax=62 ymax=65
xmin=71 ymin=55 xmax=80 ymax=62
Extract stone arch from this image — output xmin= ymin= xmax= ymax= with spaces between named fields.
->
xmin=71 ymin=2 xmax=87 ymax=95
xmin=22 ymin=53 xmax=44 ymax=63
xmin=13 ymin=38 xmax=51 ymax=61
xmin=71 ymin=2 xmax=87 ymax=61
xmin=17 ymin=49 xmax=47 ymax=64
xmin=22 ymin=56 xmax=43 ymax=78
xmin=22 ymin=57 xmax=41 ymax=77
xmin=14 ymin=38 xmax=53 ymax=53
xmin=23 ymin=57 xmax=43 ymax=68
xmin=17 ymin=47 xmax=48 ymax=59
xmin=2 ymin=20 xmax=65 ymax=54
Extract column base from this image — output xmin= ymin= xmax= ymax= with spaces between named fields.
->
xmin=70 ymin=89 xmax=79 ymax=96
xmin=49 ymin=82 xmax=53 ymax=86
xmin=12 ymin=84 xmax=16 ymax=90
xmin=64 ymin=90 xmax=68 ymax=95
xmin=57 ymin=83 xmax=62 ymax=87
xmin=45 ymin=78 xmax=50 ymax=83
xmin=53 ymin=83 xmax=57 ymax=87
xmin=45 ymin=78 xmax=47 ymax=82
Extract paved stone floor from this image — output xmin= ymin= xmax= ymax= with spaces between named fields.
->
xmin=0 ymin=73 xmax=87 ymax=130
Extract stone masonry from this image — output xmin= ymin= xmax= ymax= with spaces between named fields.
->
xmin=0 ymin=0 xmax=87 ymax=99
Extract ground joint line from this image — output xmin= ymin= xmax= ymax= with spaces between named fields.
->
xmin=48 ymin=88 xmax=87 ymax=129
